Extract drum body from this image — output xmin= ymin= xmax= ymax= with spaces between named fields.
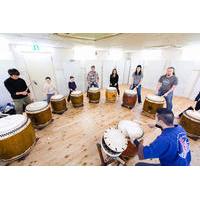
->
xmin=106 ymin=87 xmax=117 ymax=103
xmin=118 ymin=120 xmax=143 ymax=158
xmin=88 ymin=88 xmax=100 ymax=103
xmin=70 ymin=91 xmax=84 ymax=107
xmin=50 ymin=94 xmax=67 ymax=114
xmin=101 ymin=128 xmax=128 ymax=158
xmin=143 ymin=95 xmax=165 ymax=115
xmin=26 ymin=101 xmax=52 ymax=129
xmin=180 ymin=110 xmax=200 ymax=137
xmin=0 ymin=114 xmax=36 ymax=162
xmin=122 ymin=90 xmax=137 ymax=109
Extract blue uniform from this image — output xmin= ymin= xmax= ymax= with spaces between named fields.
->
xmin=143 ymin=125 xmax=191 ymax=166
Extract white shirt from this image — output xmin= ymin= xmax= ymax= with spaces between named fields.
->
xmin=43 ymin=82 xmax=57 ymax=94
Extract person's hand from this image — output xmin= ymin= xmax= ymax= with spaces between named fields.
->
xmin=163 ymin=93 xmax=168 ymax=97
xmin=20 ymin=91 xmax=28 ymax=96
xmin=148 ymin=123 xmax=156 ymax=129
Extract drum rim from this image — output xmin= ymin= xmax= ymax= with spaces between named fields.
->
xmin=124 ymin=90 xmax=137 ymax=95
xmin=183 ymin=111 xmax=200 ymax=122
xmin=118 ymin=120 xmax=144 ymax=139
xmin=146 ymin=95 xmax=165 ymax=103
xmin=101 ymin=137 xmax=122 ymax=157
xmin=50 ymin=94 xmax=65 ymax=101
xmin=0 ymin=117 xmax=30 ymax=140
xmin=25 ymin=101 xmax=49 ymax=113
xmin=106 ymin=87 xmax=117 ymax=91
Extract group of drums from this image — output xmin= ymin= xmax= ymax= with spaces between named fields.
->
xmin=0 ymin=86 xmax=200 ymax=163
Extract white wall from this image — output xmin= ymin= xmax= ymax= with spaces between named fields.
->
xmin=129 ymin=48 xmax=200 ymax=99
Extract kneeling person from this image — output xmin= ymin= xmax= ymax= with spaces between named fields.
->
xmin=134 ymin=108 xmax=191 ymax=166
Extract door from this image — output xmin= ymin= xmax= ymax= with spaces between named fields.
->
xmin=23 ymin=53 xmax=56 ymax=101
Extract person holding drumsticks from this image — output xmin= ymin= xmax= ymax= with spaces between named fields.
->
xmin=67 ymin=76 xmax=77 ymax=102
xmin=87 ymin=65 xmax=99 ymax=96
xmin=4 ymin=68 xmax=32 ymax=114
xmin=178 ymin=91 xmax=200 ymax=118
xmin=130 ymin=65 xmax=143 ymax=104
xmin=110 ymin=68 xmax=120 ymax=95
xmin=133 ymin=108 xmax=191 ymax=166
xmin=156 ymin=67 xmax=178 ymax=111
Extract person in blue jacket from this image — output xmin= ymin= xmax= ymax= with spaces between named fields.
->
xmin=134 ymin=108 xmax=191 ymax=166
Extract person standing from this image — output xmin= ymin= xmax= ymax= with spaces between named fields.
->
xmin=4 ymin=68 xmax=32 ymax=114
xmin=156 ymin=67 xmax=178 ymax=111
xmin=133 ymin=108 xmax=191 ymax=166
xmin=130 ymin=65 xmax=143 ymax=104
xmin=87 ymin=65 xmax=99 ymax=95
xmin=67 ymin=76 xmax=77 ymax=102
xmin=110 ymin=68 xmax=120 ymax=95
xmin=43 ymin=77 xmax=57 ymax=103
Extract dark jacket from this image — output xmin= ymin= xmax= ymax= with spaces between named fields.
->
xmin=110 ymin=74 xmax=119 ymax=86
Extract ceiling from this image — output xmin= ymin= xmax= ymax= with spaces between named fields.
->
xmin=2 ymin=33 xmax=200 ymax=51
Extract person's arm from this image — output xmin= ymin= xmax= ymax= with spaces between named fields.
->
xmin=156 ymin=82 xmax=162 ymax=94
xmin=87 ymin=73 xmax=90 ymax=84
xmin=4 ymin=81 xmax=16 ymax=96
xmin=109 ymin=74 xmax=112 ymax=85
xmin=115 ymin=74 xmax=119 ymax=85
xmin=163 ymin=77 xmax=178 ymax=97
xmin=23 ymin=79 xmax=30 ymax=93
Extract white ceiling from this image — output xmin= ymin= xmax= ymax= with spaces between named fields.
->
xmin=2 ymin=33 xmax=200 ymax=51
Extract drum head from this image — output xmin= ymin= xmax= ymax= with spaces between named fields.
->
xmin=71 ymin=90 xmax=82 ymax=96
xmin=26 ymin=101 xmax=48 ymax=112
xmin=146 ymin=95 xmax=164 ymax=102
xmin=185 ymin=110 xmax=200 ymax=121
xmin=0 ymin=114 xmax=28 ymax=139
xmin=118 ymin=120 xmax=143 ymax=140
xmin=51 ymin=94 xmax=64 ymax=100
xmin=89 ymin=87 xmax=99 ymax=92
xmin=101 ymin=128 xmax=128 ymax=157
xmin=124 ymin=90 xmax=137 ymax=95
xmin=107 ymin=87 xmax=117 ymax=91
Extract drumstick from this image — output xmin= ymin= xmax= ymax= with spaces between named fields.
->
xmin=133 ymin=119 xmax=148 ymax=125
xmin=25 ymin=81 xmax=38 ymax=92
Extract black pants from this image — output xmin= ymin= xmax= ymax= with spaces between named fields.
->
xmin=179 ymin=101 xmax=200 ymax=118
xmin=110 ymin=83 xmax=120 ymax=95
xmin=67 ymin=90 xmax=73 ymax=102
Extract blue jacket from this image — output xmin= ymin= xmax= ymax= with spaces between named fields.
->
xmin=143 ymin=125 xmax=191 ymax=166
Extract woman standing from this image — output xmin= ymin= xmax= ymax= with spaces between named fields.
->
xmin=43 ymin=77 xmax=57 ymax=103
xmin=110 ymin=68 xmax=120 ymax=95
xmin=130 ymin=65 xmax=143 ymax=104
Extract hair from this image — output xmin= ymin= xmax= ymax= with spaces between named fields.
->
xmin=8 ymin=68 xmax=20 ymax=76
xmin=70 ymin=76 xmax=74 ymax=79
xmin=91 ymin=65 xmax=95 ymax=69
xmin=134 ymin=65 xmax=142 ymax=75
xmin=167 ymin=66 xmax=175 ymax=75
xmin=111 ymin=68 xmax=118 ymax=76
xmin=45 ymin=76 xmax=51 ymax=80
xmin=156 ymin=108 xmax=174 ymax=126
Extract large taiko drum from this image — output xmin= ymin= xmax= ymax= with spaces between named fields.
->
xmin=70 ymin=91 xmax=84 ymax=107
xmin=122 ymin=90 xmax=137 ymax=109
xmin=25 ymin=101 xmax=52 ymax=129
xmin=101 ymin=128 xmax=128 ymax=158
xmin=0 ymin=114 xmax=36 ymax=162
xmin=88 ymin=87 xmax=100 ymax=103
xmin=143 ymin=95 xmax=165 ymax=115
xmin=180 ymin=110 xmax=200 ymax=138
xmin=50 ymin=94 xmax=67 ymax=114
xmin=106 ymin=87 xmax=117 ymax=103
xmin=118 ymin=120 xmax=144 ymax=158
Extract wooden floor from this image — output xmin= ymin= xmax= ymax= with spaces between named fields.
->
xmin=8 ymin=85 xmax=200 ymax=166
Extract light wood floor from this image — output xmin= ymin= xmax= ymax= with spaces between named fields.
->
xmin=9 ymin=85 xmax=200 ymax=166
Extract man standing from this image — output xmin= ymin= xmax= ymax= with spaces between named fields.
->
xmin=156 ymin=67 xmax=178 ymax=111
xmin=87 ymin=65 xmax=99 ymax=94
xmin=133 ymin=108 xmax=191 ymax=166
xmin=4 ymin=68 xmax=32 ymax=114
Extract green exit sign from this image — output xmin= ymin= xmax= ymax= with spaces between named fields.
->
xmin=32 ymin=44 xmax=40 ymax=51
